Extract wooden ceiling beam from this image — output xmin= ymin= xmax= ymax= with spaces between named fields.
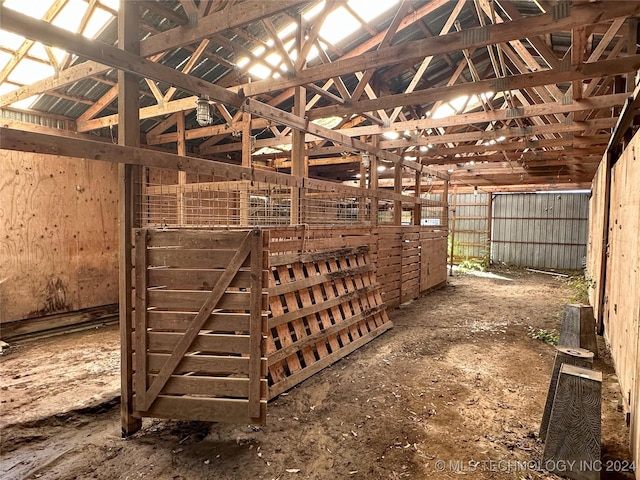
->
xmin=0 ymin=0 xmax=306 ymax=108
xmin=236 ymin=1 xmax=640 ymax=98
xmin=306 ymin=54 xmax=640 ymax=121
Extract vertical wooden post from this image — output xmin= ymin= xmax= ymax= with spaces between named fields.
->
xmin=486 ymin=191 xmax=493 ymax=266
xmin=176 ymin=111 xmax=186 ymax=225
xmin=627 ymin=19 xmax=638 ymax=92
xmin=370 ymin=135 xmax=379 ymax=226
xmin=413 ymin=171 xmax=422 ymax=226
xmin=442 ymin=179 xmax=449 ymax=230
xmin=358 ymin=136 xmax=366 ymax=223
xmin=290 ymin=14 xmax=306 ymax=225
xmin=240 ymin=112 xmax=252 ymax=226
xmin=393 ymin=158 xmax=402 ymax=226
xmin=449 ymin=186 xmax=457 ymax=276
xmin=118 ymin=0 xmax=142 ymax=437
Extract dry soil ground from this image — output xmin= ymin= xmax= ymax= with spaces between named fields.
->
xmin=0 ymin=267 xmax=634 ymax=480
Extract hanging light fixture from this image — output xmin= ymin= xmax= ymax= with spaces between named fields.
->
xmin=361 ymin=152 xmax=370 ymax=169
xmin=195 ymin=95 xmax=212 ymax=126
xmin=473 ymin=186 xmax=478 ymax=195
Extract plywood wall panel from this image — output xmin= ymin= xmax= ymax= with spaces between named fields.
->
xmin=0 ymin=151 xmax=118 ymax=323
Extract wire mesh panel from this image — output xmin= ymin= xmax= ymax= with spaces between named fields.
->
xmin=137 ymin=167 xmax=447 ymax=229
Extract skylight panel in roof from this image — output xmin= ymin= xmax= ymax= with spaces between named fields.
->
xmin=8 ymin=58 xmax=55 ymax=85
xmin=82 ymin=7 xmax=113 ymax=38
xmin=99 ymin=0 xmax=118 ymax=11
xmin=319 ymin=7 xmax=361 ymax=45
xmin=11 ymin=94 xmax=39 ymax=110
xmin=265 ymin=52 xmax=282 ymax=67
xmin=304 ymin=1 xmax=326 ymax=20
xmin=3 ymin=0 xmax=56 ymax=20
xmin=0 ymin=83 xmax=18 ymax=95
xmin=347 ymin=0 xmax=399 ymax=23
xmin=249 ymin=64 xmax=271 ymax=80
xmin=0 ymin=30 xmax=25 ymax=50
xmin=0 ymin=51 xmax=13 ymax=71
xmin=28 ymin=43 xmax=49 ymax=62
xmin=51 ymin=0 xmax=88 ymax=33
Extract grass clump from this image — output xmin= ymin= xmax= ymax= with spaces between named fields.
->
xmin=566 ymin=274 xmax=595 ymax=304
xmin=458 ymin=257 xmax=486 ymax=272
xmin=527 ymin=326 xmax=559 ymax=346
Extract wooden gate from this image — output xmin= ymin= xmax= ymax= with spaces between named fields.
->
xmin=132 ymin=229 xmax=267 ymax=424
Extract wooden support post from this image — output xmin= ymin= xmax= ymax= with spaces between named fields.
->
xmin=540 ymin=346 xmax=594 ymax=440
xmin=542 ymin=364 xmax=602 ymax=480
xmin=486 ymin=192 xmax=492 ymax=266
xmin=442 ymin=180 xmax=449 ymax=229
xmin=370 ymin=135 xmax=379 ymax=226
xmin=413 ymin=171 xmax=422 ymax=226
xmin=627 ymin=19 xmax=638 ymax=91
xmin=240 ymin=111 xmax=252 ymax=226
xmin=393 ymin=160 xmax=402 ymax=226
xmin=358 ymin=136 xmax=366 ymax=223
xmin=449 ymin=187 xmax=457 ymax=276
xmin=118 ymin=0 xmax=142 ymax=438
xmin=560 ymin=304 xmax=598 ymax=356
xmin=290 ymin=14 xmax=306 ymax=226
xmin=176 ymin=111 xmax=186 ymax=225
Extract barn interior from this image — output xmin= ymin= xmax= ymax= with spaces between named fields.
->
xmin=0 ymin=1 xmax=639 ymax=478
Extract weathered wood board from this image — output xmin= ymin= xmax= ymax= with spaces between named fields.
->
xmin=0 ymin=151 xmax=118 ymax=324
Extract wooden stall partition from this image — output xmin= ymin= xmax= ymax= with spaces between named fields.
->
xmin=603 ymin=140 xmax=640 ymax=464
xmin=586 ymin=159 xmax=608 ymax=321
xmin=401 ymin=227 xmax=421 ymax=304
xmin=420 ymin=228 xmax=448 ymax=293
xmin=377 ymin=226 xmax=404 ymax=308
xmin=265 ymin=243 xmax=392 ymax=398
xmin=131 ymin=229 xmax=268 ymax=425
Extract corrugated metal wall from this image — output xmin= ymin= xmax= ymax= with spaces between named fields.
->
xmin=491 ymin=193 xmax=589 ymax=270
xmin=449 ymin=192 xmax=490 ymax=261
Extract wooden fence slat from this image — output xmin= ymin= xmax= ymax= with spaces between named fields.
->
xmin=249 ymin=230 xmax=264 ymax=418
xmin=147 ymin=311 xmax=251 ymax=332
xmin=147 ymin=290 xmax=250 ymax=311
xmin=147 ymin=331 xmax=251 ymax=354
xmin=134 ymin=230 xmax=148 ymax=411
xmin=148 ymin=268 xmax=253 ymax=290
xmin=141 ymin=396 xmax=266 ymax=424
xmin=147 ymin=248 xmax=252 ymax=269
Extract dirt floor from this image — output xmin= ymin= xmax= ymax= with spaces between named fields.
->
xmin=0 ymin=267 xmax=635 ymax=480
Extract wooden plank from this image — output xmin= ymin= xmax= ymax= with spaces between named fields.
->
xmin=248 ymin=230 xmax=264 ymax=418
xmin=269 ymin=245 xmax=370 ymax=267
xmin=148 ymin=268 xmax=253 ymax=290
xmin=147 ymin=290 xmax=250 ymax=311
xmin=269 ymin=283 xmax=380 ymax=330
xmin=118 ymin=0 xmax=141 ymax=438
xmin=147 ymin=311 xmax=252 ymax=332
xmin=142 ymin=232 xmax=252 ymax=410
xmin=146 ymin=375 xmax=252 ymax=398
xmin=134 ymin=230 xmax=148 ymax=411
xmin=147 ymin=229 xmax=257 ymax=249
xmin=276 ymin=264 xmax=317 ymax=367
xmin=292 ymin=262 xmax=329 ymax=359
xmin=542 ymin=364 xmax=602 ymax=480
xmin=269 ymin=322 xmax=393 ymax=399
xmin=147 ymin=331 xmax=250 ymax=354
xmin=141 ymin=395 xmax=266 ymax=424
xmin=267 ymin=264 xmax=373 ymax=296
xmin=146 ymin=352 xmax=250 ymax=375
xmin=147 ymin=249 xmax=252 ymax=269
